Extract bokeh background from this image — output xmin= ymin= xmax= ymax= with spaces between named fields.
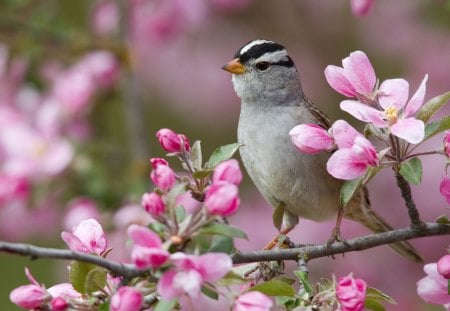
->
xmin=0 ymin=0 xmax=449 ymax=310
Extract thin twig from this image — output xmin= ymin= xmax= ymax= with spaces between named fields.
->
xmin=394 ymin=171 xmax=425 ymax=228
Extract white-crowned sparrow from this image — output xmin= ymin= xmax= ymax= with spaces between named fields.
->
xmin=222 ymin=39 xmax=422 ymax=262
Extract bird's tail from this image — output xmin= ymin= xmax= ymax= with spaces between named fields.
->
xmin=345 ymin=187 xmax=423 ymax=262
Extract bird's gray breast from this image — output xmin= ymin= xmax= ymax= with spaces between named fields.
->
xmin=237 ymin=104 xmax=341 ymax=221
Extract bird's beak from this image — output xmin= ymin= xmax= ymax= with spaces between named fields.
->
xmin=222 ymin=58 xmax=245 ymax=74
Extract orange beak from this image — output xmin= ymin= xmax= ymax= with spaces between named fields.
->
xmin=222 ymin=58 xmax=245 ymax=74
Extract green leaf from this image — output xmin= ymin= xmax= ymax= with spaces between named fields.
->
xmin=197 ymin=223 xmax=248 ymax=239
xmin=399 ymin=157 xmax=422 ymax=185
xmin=201 ymin=284 xmax=219 ymax=300
xmin=207 ymin=143 xmax=241 ymax=168
xmin=272 ymin=203 xmax=285 ymax=231
xmin=448 ymin=279 xmax=450 ymax=295
xmin=85 ymin=268 xmax=107 ymax=294
xmin=208 ymin=235 xmax=234 ymax=254
xmin=98 ymin=302 xmax=109 ymax=311
xmin=340 ymin=177 xmax=363 ymax=206
xmin=165 ymin=183 xmax=186 ymax=208
xmin=192 ymin=169 xmax=214 ymax=179
xmin=364 ymin=298 xmax=386 ymax=311
xmin=424 ymin=116 xmax=450 ymax=140
xmin=436 ymin=214 xmax=450 ymax=224
xmin=249 ymin=279 xmax=296 ymax=297
xmin=174 ymin=205 xmax=186 ymax=223
xmin=416 ymin=91 xmax=450 ymax=123
xmin=69 ymin=261 xmax=99 ymax=294
xmin=190 ymin=140 xmax=203 ymax=171
xmin=154 ymin=299 xmax=178 ymax=311
xmin=217 ymin=271 xmax=247 ymax=286
xmin=366 ymin=287 xmax=397 ymax=304
xmin=293 ymin=270 xmax=313 ymax=295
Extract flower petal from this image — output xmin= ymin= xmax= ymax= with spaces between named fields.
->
xmin=340 ymin=100 xmax=386 ymax=127
xmin=342 ymin=51 xmax=376 ymax=96
xmin=157 ymin=270 xmax=180 ymax=301
xmin=329 ymin=120 xmax=360 ymax=149
xmin=417 ymin=263 xmax=450 ymax=305
xmin=72 ymin=218 xmax=107 ymax=254
xmin=324 ymin=65 xmax=357 ymax=97
xmin=197 ymin=253 xmax=232 ymax=282
xmin=378 ymin=79 xmax=409 ymax=110
xmin=390 ymin=118 xmax=424 ymax=144
xmin=405 ymin=74 xmax=428 ymax=117
xmin=440 ymin=176 xmax=450 ymax=205
xmin=127 ymin=224 xmax=162 ymax=248
xmin=61 ymin=232 xmax=90 ymax=253
xmin=327 ymin=149 xmax=370 ymax=180
xmin=289 ymin=124 xmax=334 ymax=154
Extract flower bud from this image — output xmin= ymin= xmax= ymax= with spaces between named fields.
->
xmin=141 ymin=192 xmax=165 ymax=217
xmin=212 ymin=159 xmax=243 ymax=185
xmin=233 ymin=291 xmax=273 ymax=311
xmin=156 ymin=128 xmax=190 ymax=153
xmin=150 ymin=164 xmax=176 ymax=191
xmin=440 ymin=177 xmax=450 ymax=205
xmin=204 ymin=181 xmax=240 ymax=216
xmin=110 ymin=286 xmax=143 ymax=311
xmin=437 ymin=254 xmax=450 ymax=279
xmin=336 ymin=274 xmax=367 ymax=311
xmin=444 ymin=132 xmax=450 ymax=157
xmin=289 ymin=124 xmax=334 ymax=154
xmin=51 ymin=297 xmax=69 ymax=311
xmin=10 ymin=284 xmax=48 ymax=309
xmin=150 ymin=157 xmax=168 ymax=168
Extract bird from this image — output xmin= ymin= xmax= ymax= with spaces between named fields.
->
xmin=222 ymin=39 xmax=422 ymax=262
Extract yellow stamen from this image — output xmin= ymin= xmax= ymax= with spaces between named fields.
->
xmin=384 ymin=106 xmax=398 ymax=124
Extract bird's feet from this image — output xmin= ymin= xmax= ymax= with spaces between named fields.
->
xmin=326 ymin=227 xmax=350 ymax=259
xmin=263 ymin=228 xmax=292 ymax=250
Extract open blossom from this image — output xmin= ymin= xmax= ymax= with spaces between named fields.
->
xmin=437 ymin=254 xmax=450 ymax=279
xmin=128 ymin=224 xmax=169 ymax=268
xmin=150 ymin=164 xmax=176 ymax=191
xmin=417 ymin=263 xmax=450 ymax=307
xmin=156 ymin=128 xmax=190 ymax=153
xmin=289 ymin=123 xmax=334 ymax=154
xmin=440 ymin=177 xmax=450 ymax=205
xmin=324 ymin=51 xmax=376 ymax=98
xmin=110 ymin=286 xmax=143 ymax=311
xmin=141 ymin=192 xmax=165 ymax=217
xmin=336 ymin=274 xmax=367 ymax=311
xmin=233 ymin=291 xmax=273 ymax=311
xmin=204 ymin=181 xmax=240 ymax=216
xmin=61 ymin=218 xmax=107 ymax=255
xmin=212 ymin=159 xmax=243 ymax=185
xmin=157 ymin=252 xmax=232 ymax=300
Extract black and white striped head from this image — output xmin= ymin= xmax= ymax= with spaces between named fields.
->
xmin=223 ymin=40 xmax=301 ymax=103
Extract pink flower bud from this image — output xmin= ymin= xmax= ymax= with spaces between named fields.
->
xmin=110 ymin=286 xmax=143 ymax=311
xmin=289 ymin=124 xmax=334 ymax=154
xmin=233 ymin=291 xmax=273 ymax=311
xmin=444 ymin=132 xmax=450 ymax=157
xmin=10 ymin=284 xmax=48 ymax=309
xmin=156 ymin=128 xmax=190 ymax=153
xmin=150 ymin=157 xmax=168 ymax=168
xmin=50 ymin=297 xmax=68 ymax=311
xmin=437 ymin=254 xmax=450 ymax=279
xmin=351 ymin=0 xmax=375 ymax=17
xmin=336 ymin=274 xmax=367 ymax=311
xmin=204 ymin=181 xmax=240 ymax=216
xmin=212 ymin=159 xmax=243 ymax=185
xmin=141 ymin=192 xmax=165 ymax=217
xmin=150 ymin=164 xmax=176 ymax=191
xmin=440 ymin=177 xmax=450 ymax=205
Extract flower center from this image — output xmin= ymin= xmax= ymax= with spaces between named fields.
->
xmin=384 ymin=106 xmax=398 ymax=124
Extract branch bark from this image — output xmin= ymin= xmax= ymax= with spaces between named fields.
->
xmin=395 ymin=171 xmax=425 ymax=228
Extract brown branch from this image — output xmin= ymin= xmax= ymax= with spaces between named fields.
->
xmin=395 ymin=171 xmax=425 ymax=228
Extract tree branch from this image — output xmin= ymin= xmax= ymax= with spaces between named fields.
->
xmin=1 ymin=223 xmax=449 ymax=274
xmin=395 ymin=171 xmax=425 ymax=228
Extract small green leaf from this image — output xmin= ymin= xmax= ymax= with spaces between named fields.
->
xmin=436 ymin=214 xmax=450 ymax=224
xmin=85 ymin=268 xmax=107 ymax=294
xmin=273 ymin=276 xmax=296 ymax=286
xmin=366 ymin=287 xmax=397 ymax=304
xmin=272 ymin=203 xmax=285 ymax=231
xmin=197 ymin=223 xmax=248 ymax=239
xmin=399 ymin=157 xmax=422 ymax=185
xmin=424 ymin=116 xmax=450 ymax=140
xmin=192 ymin=169 xmax=214 ymax=179
xmin=364 ymin=298 xmax=386 ymax=311
xmin=154 ymin=299 xmax=178 ymax=311
xmin=217 ymin=271 xmax=247 ymax=286
xmin=207 ymin=143 xmax=241 ymax=168
xmin=98 ymin=302 xmax=109 ymax=311
xmin=416 ymin=91 xmax=450 ymax=123
xmin=293 ymin=270 xmax=313 ymax=295
xmin=249 ymin=280 xmax=296 ymax=297
xmin=174 ymin=205 xmax=186 ymax=223
xmin=69 ymin=261 xmax=98 ymax=294
xmin=202 ymin=284 xmax=219 ymax=300
xmin=190 ymin=140 xmax=203 ymax=171
xmin=208 ymin=235 xmax=234 ymax=254
xmin=340 ymin=177 xmax=363 ymax=206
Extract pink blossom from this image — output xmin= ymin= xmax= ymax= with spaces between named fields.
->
xmin=417 ymin=263 xmax=450 ymax=306
xmin=204 ymin=181 xmax=240 ymax=216
xmin=61 ymin=218 xmax=107 ymax=255
xmin=233 ymin=291 xmax=273 ymax=311
xmin=141 ymin=192 xmax=165 ymax=217
xmin=50 ymin=297 xmax=68 ymax=311
xmin=438 ymin=255 xmax=450 ymax=279
xmin=77 ymin=51 xmax=119 ymax=88
xmin=47 ymin=283 xmax=81 ymax=300
xmin=350 ymin=0 xmax=375 ymax=17
xmin=440 ymin=177 xmax=450 ymax=205
xmin=150 ymin=157 xmax=169 ymax=168
xmin=341 ymin=75 xmax=428 ymax=144
xmin=150 ymin=164 xmax=177 ymax=191
xmin=212 ymin=159 xmax=243 ymax=185
xmin=91 ymin=0 xmax=120 ymax=36
xmin=336 ymin=274 xmax=367 ymax=311
xmin=324 ymin=51 xmax=376 ymax=98
xmin=157 ymin=252 xmax=232 ymax=300
xmin=444 ymin=132 xmax=450 ymax=157
xmin=127 ymin=224 xmax=169 ymax=268
xmin=63 ymin=197 xmax=101 ymax=231
xmin=110 ymin=286 xmax=143 ymax=311
xmin=156 ymin=128 xmax=190 ymax=153
xmin=289 ymin=123 xmax=334 ymax=154
xmin=9 ymin=268 xmax=48 ymax=309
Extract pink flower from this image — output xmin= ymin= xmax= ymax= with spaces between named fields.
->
xmin=289 ymin=123 xmax=334 ymax=154
xmin=61 ymin=218 xmax=107 ymax=255
xmin=233 ymin=291 xmax=273 ymax=311
xmin=440 ymin=177 xmax=450 ymax=205
xmin=9 ymin=268 xmax=49 ymax=309
xmin=212 ymin=159 xmax=243 ymax=185
xmin=110 ymin=286 xmax=143 ymax=311
xmin=150 ymin=157 xmax=169 ymax=168
xmin=417 ymin=263 xmax=450 ymax=306
xmin=336 ymin=274 xmax=367 ymax=311
xmin=324 ymin=51 xmax=376 ymax=98
xmin=157 ymin=252 xmax=232 ymax=300
xmin=438 ymin=255 xmax=450 ymax=279
xmin=341 ymin=75 xmax=428 ymax=144
xmin=204 ymin=181 xmax=240 ymax=216
xmin=141 ymin=192 xmax=165 ymax=217
xmin=327 ymin=120 xmax=378 ymax=180
xmin=150 ymin=163 xmax=177 ymax=191
xmin=127 ymin=224 xmax=169 ymax=268
xmin=444 ymin=132 xmax=450 ymax=157
xmin=156 ymin=128 xmax=190 ymax=153
xmin=350 ymin=0 xmax=375 ymax=17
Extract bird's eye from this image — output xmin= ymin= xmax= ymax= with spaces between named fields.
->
xmin=255 ymin=62 xmax=270 ymax=71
